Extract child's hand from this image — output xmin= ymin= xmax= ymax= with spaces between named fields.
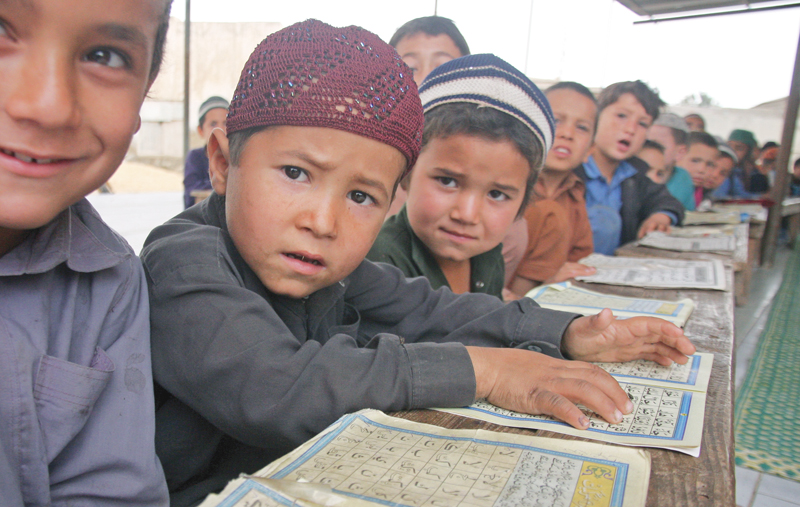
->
xmin=561 ymin=308 xmax=696 ymax=365
xmin=543 ymin=262 xmax=597 ymax=284
xmin=466 ymin=346 xmax=634 ymax=429
xmin=637 ymin=212 xmax=672 ymax=238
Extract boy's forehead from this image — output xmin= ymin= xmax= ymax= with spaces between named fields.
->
xmin=548 ymin=89 xmax=597 ymax=118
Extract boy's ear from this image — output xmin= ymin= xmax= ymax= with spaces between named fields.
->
xmin=675 ymin=144 xmax=688 ymax=163
xmin=208 ymin=128 xmax=232 ymax=196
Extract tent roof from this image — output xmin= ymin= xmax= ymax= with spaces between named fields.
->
xmin=615 ymin=0 xmax=781 ymax=16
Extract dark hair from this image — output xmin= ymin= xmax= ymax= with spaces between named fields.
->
xmin=687 ymin=131 xmax=718 ymax=150
xmin=389 ymin=16 xmax=470 ymax=57
xmin=641 ymin=139 xmax=665 ymax=154
xmin=597 ymin=80 xmax=664 ymax=122
xmin=545 ymin=81 xmax=598 ymax=132
xmin=149 ymin=0 xmax=174 ymax=81
xmin=416 ymin=103 xmax=544 ymax=218
xmin=669 ymin=127 xmax=688 ymax=146
xmin=762 ymin=141 xmax=779 ymax=151
xmin=794 ymin=157 xmax=800 ymax=168
xmin=228 ymin=127 xmax=262 ymax=167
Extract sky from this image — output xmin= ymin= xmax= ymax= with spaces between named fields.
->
xmin=168 ymin=0 xmax=800 ymax=109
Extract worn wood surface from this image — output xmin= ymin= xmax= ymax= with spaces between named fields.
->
xmin=615 ymin=223 xmax=749 ymax=306
xmin=393 ymin=270 xmax=736 ymax=507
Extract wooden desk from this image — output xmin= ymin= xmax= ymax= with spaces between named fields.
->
xmin=190 ymin=189 xmax=213 ymax=205
xmin=615 ymin=223 xmax=750 ymax=306
xmin=782 ymin=197 xmax=800 ymax=248
xmin=394 ymin=274 xmax=736 ymax=506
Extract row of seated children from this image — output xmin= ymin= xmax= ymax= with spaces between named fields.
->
xmin=1 ymin=6 xmax=697 ymax=504
xmin=140 ymin=20 xmax=696 ymax=506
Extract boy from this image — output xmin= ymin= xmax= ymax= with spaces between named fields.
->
xmin=0 ymin=0 xmax=171 ymax=504
xmin=183 ymin=96 xmax=229 ymax=208
xmin=141 ymin=21 xmax=695 ymax=505
xmin=368 ymin=54 xmax=549 ymax=298
xmin=507 ymin=82 xmax=597 ymax=296
xmin=389 ymin=16 xmax=470 ymax=87
xmin=639 ymin=140 xmax=669 ymax=185
xmin=684 ymin=113 xmax=705 ymax=132
xmin=707 ymin=141 xmax=738 ymax=196
xmin=679 ymin=131 xmax=719 ymax=208
xmin=646 ymin=112 xmax=695 ymax=211
xmin=575 ymin=80 xmax=684 ymax=255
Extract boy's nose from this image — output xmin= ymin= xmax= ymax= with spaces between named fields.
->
xmin=297 ymin=194 xmax=339 ymax=239
xmin=451 ymin=192 xmax=481 ymax=224
xmin=6 ymin=50 xmax=81 ymax=129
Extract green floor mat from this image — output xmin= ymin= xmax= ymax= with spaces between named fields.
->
xmin=735 ymin=242 xmax=800 ymax=481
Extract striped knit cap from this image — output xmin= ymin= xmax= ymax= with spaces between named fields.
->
xmin=226 ymin=19 xmax=424 ymax=169
xmin=418 ymin=54 xmax=554 ymax=163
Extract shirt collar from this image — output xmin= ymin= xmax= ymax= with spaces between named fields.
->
xmin=0 ymin=199 xmax=129 ymax=276
xmin=584 ymin=156 xmax=637 ymax=186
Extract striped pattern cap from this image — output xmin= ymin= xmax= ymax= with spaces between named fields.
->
xmin=418 ymin=54 xmax=554 ymax=160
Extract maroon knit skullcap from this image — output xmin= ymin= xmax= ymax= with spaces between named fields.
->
xmin=226 ymin=19 xmax=423 ymax=169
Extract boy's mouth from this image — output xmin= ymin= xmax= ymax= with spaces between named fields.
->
xmin=285 ymin=252 xmax=324 ymax=266
xmin=0 ymin=148 xmax=60 ymax=165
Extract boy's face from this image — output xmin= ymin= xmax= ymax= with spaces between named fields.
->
xmin=406 ymin=134 xmax=529 ymax=265
xmin=685 ymin=116 xmax=704 ymax=132
xmin=706 ymin=155 xmax=734 ymax=189
xmin=208 ymin=126 xmax=405 ymax=299
xmin=0 ymin=0 xmax=163 ymax=234
xmin=395 ymin=32 xmax=463 ymax=86
xmin=594 ymin=93 xmax=653 ymax=164
xmin=638 ymin=148 xmax=668 ymax=185
xmin=681 ymin=143 xmax=718 ymax=187
xmin=647 ymin=125 xmax=685 ymax=168
xmin=197 ymin=108 xmax=227 ymax=143
xmin=728 ymin=140 xmax=750 ymax=164
xmin=544 ymin=88 xmax=596 ymax=172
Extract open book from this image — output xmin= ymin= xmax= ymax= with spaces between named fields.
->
xmin=436 ymin=353 xmax=714 ymax=457
xmin=526 ymin=282 xmax=695 ymax=327
xmin=200 ymin=409 xmax=651 ymax=507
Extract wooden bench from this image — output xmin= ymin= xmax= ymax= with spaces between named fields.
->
xmin=394 ymin=271 xmax=737 ymax=506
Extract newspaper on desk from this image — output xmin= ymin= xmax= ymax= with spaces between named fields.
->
xmin=437 ymin=353 xmax=713 ymax=458
xmin=525 ymin=282 xmax=695 ymax=327
xmin=200 ymin=409 xmax=651 ymax=507
xmin=638 ymin=230 xmax=737 ymax=253
xmin=576 ymin=254 xmax=728 ymax=290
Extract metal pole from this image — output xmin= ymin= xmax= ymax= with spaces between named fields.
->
xmin=524 ymin=0 xmax=534 ymax=75
xmin=762 ymin=24 xmax=800 ymax=266
xmin=182 ymin=0 xmax=191 ymax=161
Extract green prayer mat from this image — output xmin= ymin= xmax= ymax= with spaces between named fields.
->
xmin=734 ymin=242 xmax=800 ymax=481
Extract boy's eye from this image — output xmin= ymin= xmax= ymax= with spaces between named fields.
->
xmin=283 ymin=166 xmax=309 ymax=182
xmin=84 ymin=48 xmax=129 ymax=69
xmin=435 ymin=176 xmax=457 ymax=188
xmin=488 ymin=189 xmax=510 ymax=201
xmin=639 ymin=121 xmax=650 ymax=129
xmin=348 ymin=190 xmax=375 ymax=206
xmin=578 ymin=124 xmax=591 ymax=133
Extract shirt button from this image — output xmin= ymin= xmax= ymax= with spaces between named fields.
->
xmin=526 ymin=345 xmax=542 ymax=353
xmin=475 ymin=281 xmax=485 ymax=289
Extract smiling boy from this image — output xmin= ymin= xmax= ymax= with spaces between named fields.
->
xmin=575 ymin=80 xmax=684 ymax=254
xmin=142 ymin=22 xmax=695 ymax=505
xmin=0 ymin=0 xmax=170 ymax=504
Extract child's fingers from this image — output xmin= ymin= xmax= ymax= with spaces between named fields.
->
xmin=522 ymin=390 xmax=591 ymax=430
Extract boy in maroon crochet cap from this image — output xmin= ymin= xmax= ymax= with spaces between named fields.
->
xmin=141 ymin=19 xmax=694 ymax=505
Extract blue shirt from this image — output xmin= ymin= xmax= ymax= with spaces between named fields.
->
xmin=0 ymin=200 xmax=168 ymax=506
xmin=583 ymin=156 xmax=638 ymax=253
xmin=666 ymin=166 xmax=696 ymax=211
xmin=712 ymin=166 xmax=761 ymax=200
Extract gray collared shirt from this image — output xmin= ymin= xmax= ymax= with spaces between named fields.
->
xmin=0 ymin=199 xmax=168 ymax=506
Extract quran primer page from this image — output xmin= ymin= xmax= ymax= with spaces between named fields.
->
xmin=437 ymin=354 xmax=713 ymax=457
xmin=229 ymin=409 xmax=652 ymax=507
xmin=638 ymin=231 xmax=736 ymax=253
xmin=576 ymin=254 xmax=727 ymax=290
xmin=525 ymin=282 xmax=695 ymax=327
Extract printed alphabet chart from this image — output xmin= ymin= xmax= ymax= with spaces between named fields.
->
xmin=437 ymin=354 xmax=713 ymax=457
xmin=200 ymin=410 xmax=651 ymax=507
